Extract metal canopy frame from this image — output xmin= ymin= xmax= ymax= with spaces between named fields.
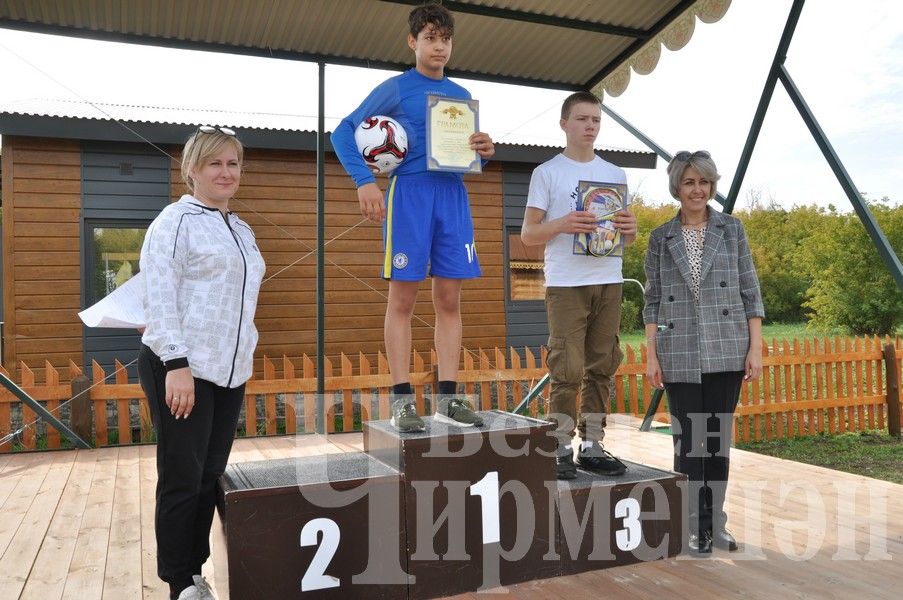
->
xmin=0 ymin=373 xmax=90 ymax=449
xmin=382 ymin=0 xmax=651 ymax=39
xmin=602 ymin=0 xmax=903 ymax=293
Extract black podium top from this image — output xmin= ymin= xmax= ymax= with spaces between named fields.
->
xmin=221 ymin=452 xmax=399 ymax=493
xmin=560 ymin=460 xmax=684 ymax=491
xmin=365 ymin=409 xmax=553 ymax=442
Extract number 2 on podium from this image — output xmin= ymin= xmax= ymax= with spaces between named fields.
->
xmin=299 ymin=518 xmax=341 ymax=591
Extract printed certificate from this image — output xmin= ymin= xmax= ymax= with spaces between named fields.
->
xmin=572 ymin=180 xmax=629 ymax=258
xmin=426 ymin=95 xmax=482 ymax=173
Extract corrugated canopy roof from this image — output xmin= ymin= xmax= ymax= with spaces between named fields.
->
xmin=0 ymin=0 xmax=731 ymax=96
xmin=0 ymin=98 xmax=658 ymax=168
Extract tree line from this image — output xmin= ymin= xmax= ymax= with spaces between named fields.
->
xmin=620 ymin=198 xmax=903 ymax=335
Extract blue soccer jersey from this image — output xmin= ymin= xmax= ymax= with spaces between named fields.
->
xmin=332 ymin=68 xmax=471 ymax=187
xmin=333 ymin=69 xmax=483 ymax=281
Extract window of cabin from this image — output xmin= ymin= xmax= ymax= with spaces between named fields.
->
xmin=506 ymin=229 xmax=545 ymax=301
xmin=86 ymin=223 xmax=148 ymax=305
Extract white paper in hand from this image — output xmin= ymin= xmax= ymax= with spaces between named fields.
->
xmin=78 ymin=271 xmax=146 ymax=328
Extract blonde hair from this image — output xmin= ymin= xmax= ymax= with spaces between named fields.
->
xmin=180 ymin=129 xmax=244 ymax=193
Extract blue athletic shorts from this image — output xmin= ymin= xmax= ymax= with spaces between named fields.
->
xmin=381 ymin=172 xmax=482 ymax=281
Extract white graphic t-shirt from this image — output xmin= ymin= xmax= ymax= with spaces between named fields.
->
xmin=526 ymin=153 xmax=628 ymax=287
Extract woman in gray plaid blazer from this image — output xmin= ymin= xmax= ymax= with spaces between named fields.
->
xmin=643 ymin=151 xmax=764 ymax=554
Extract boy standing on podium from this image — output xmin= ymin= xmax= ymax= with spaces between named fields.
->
xmin=521 ymin=91 xmax=636 ymax=479
xmin=332 ymin=2 xmax=495 ymax=432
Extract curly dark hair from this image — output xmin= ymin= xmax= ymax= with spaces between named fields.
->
xmin=409 ymin=2 xmax=455 ymax=38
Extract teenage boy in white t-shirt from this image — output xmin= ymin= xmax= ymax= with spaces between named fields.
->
xmin=521 ymin=91 xmax=638 ymax=480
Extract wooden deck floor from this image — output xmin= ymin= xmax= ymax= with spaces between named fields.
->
xmin=0 ymin=416 xmax=900 ymax=599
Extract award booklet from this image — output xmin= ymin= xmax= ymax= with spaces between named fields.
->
xmin=572 ymin=180 xmax=628 ymax=258
xmin=425 ymin=95 xmax=481 ymax=173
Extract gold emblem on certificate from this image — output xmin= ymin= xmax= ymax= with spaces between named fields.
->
xmin=426 ymin=95 xmax=481 ymax=173
xmin=573 ymin=180 xmax=628 ymax=258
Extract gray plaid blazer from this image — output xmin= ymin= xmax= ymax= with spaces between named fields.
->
xmin=643 ymin=208 xmax=764 ymax=383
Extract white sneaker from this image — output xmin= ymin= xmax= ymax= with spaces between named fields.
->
xmin=176 ymin=576 xmax=216 ymax=600
xmin=192 ymin=575 xmax=217 ymax=600
xmin=177 ymin=585 xmax=199 ymax=600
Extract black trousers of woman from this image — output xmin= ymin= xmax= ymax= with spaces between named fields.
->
xmin=665 ymin=370 xmax=744 ymax=536
xmin=138 ymin=344 xmax=245 ymax=587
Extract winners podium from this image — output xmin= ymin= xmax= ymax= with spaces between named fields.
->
xmin=217 ymin=410 xmax=685 ymax=599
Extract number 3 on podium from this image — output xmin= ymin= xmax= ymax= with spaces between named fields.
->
xmin=615 ymin=497 xmax=641 ymax=551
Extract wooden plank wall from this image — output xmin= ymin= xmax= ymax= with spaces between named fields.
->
xmin=1 ymin=137 xmax=83 ymax=379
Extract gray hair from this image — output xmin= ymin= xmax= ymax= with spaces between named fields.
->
xmin=666 ymin=151 xmax=720 ymax=200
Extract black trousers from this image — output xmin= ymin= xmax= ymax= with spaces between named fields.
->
xmin=665 ymin=370 xmax=744 ymax=534
xmin=138 ymin=344 xmax=245 ymax=584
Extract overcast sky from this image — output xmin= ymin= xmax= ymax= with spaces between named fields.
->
xmin=1 ymin=0 xmax=901 ymax=210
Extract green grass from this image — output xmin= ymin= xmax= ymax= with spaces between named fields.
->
xmin=736 ymin=430 xmax=903 ymax=485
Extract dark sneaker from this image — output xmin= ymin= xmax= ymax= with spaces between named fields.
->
xmin=712 ymin=527 xmax=739 ymax=551
xmin=390 ymin=401 xmax=426 ymax=433
xmin=556 ymin=451 xmax=577 ymax=480
xmin=434 ymin=397 xmax=483 ymax=427
xmin=576 ymin=442 xmax=627 ymax=476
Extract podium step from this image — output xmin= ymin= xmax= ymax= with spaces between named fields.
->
xmin=218 ymin=453 xmax=407 ymax=599
xmin=215 ymin=412 xmax=686 ymax=599
xmin=556 ymin=461 xmax=685 ymax=574
xmin=365 ymin=410 xmax=558 ymax=598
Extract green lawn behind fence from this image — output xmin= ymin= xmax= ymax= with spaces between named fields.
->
xmin=736 ymin=431 xmax=903 ymax=485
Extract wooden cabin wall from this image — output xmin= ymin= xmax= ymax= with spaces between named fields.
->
xmin=2 ymin=136 xmax=83 ymax=379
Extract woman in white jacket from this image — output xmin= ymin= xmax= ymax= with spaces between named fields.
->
xmin=138 ymin=126 xmax=265 ymax=600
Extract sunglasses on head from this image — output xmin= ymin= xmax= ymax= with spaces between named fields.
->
xmin=195 ymin=125 xmax=236 ymax=137
xmin=673 ymin=150 xmax=711 ymax=162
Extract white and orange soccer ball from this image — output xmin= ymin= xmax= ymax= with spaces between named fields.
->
xmin=354 ymin=115 xmax=408 ymax=174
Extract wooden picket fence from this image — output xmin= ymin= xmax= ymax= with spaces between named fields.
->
xmin=734 ymin=336 xmax=902 ymax=442
xmin=0 ymin=336 xmax=900 ymax=452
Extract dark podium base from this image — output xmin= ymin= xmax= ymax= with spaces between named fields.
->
xmin=216 ymin=411 xmax=686 ymax=599
xmin=365 ymin=410 xmax=558 ymax=599
xmin=556 ymin=462 xmax=685 ymax=574
xmin=218 ymin=453 xmax=407 ymax=599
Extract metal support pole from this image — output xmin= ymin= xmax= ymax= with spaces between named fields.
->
xmin=513 ymin=373 xmax=549 ymax=416
xmin=0 ymin=372 xmax=90 ymax=449
xmin=316 ymin=61 xmax=326 ymax=434
xmin=600 ymin=104 xmax=727 ymax=208
xmin=724 ymin=0 xmax=806 ymax=214
xmin=777 ymin=65 xmax=903 ymax=292
xmin=600 ymin=103 xmax=673 ymax=164
xmin=639 ymin=388 xmax=665 ymax=432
